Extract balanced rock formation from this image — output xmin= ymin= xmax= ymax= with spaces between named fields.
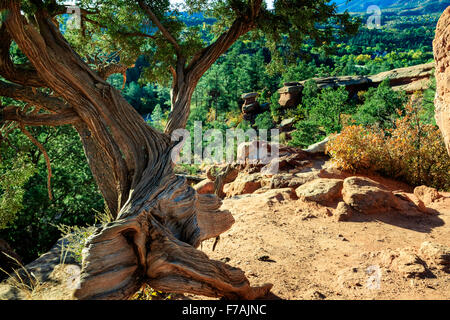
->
xmin=433 ymin=6 xmax=450 ymax=156
xmin=241 ymin=92 xmax=269 ymax=123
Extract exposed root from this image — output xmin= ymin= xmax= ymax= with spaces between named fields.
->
xmin=74 ymin=175 xmax=272 ymax=300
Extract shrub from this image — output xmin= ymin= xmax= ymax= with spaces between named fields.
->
xmin=327 ymin=101 xmax=450 ymax=190
xmin=0 ymin=155 xmax=35 ymax=230
xmin=254 ymin=111 xmax=274 ymax=130
xmin=289 ymin=120 xmax=325 ymax=148
xmin=353 ymin=79 xmax=407 ymax=129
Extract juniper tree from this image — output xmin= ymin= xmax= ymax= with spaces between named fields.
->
xmin=0 ymin=0 xmax=358 ymax=299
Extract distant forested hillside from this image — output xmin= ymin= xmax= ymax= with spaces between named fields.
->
xmin=334 ymin=0 xmax=449 ymax=14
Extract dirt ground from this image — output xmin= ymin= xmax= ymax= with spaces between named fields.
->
xmin=185 ymin=190 xmax=450 ymax=300
xmin=1 ymin=164 xmax=449 ymax=300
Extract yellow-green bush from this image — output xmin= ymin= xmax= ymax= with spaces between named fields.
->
xmin=327 ymin=103 xmax=450 ymax=191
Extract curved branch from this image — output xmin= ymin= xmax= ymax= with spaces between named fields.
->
xmin=83 ymin=16 xmax=155 ymax=39
xmin=0 ymin=80 xmax=67 ymax=112
xmin=164 ymin=16 xmax=256 ymax=134
xmin=1 ymin=106 xmax=80 ymax=126
xmin=0 ymin=24 xmax=45 ymax=87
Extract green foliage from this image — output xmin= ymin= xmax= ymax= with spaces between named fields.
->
xmin=0 ymin=155 xmax=35 ymax=230
xmin=289 ymin=83 xmax=349 ymax=148
xmin=254 ymin=112 xmax=274 ymax=130
xmin=148 ymin=104 xmax=166 ymax=131
xmin=55 ymin=224 xmax=96 ymax=264
xmin=289 ymin=121 xmax=324 ymax=148
xmin=0 ymin=126 xmax=104 ymax=262
xmin=55 ymin=208 xmax=113 ymax=263
xmin=353 ymin=79 xmax=408 ymax=129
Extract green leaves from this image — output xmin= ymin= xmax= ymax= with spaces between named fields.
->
xmin=289 ymin=81 xmax=349 ymax=148
xmin=0 ymin=126 xmax=104 ymax=261
xmin=353 ymin=79 xmax=407 ymax=129
xmin=0 ymin=9 xmax=9 ymax=27
xmin=0 ymin=154 xmax=35 ymax=230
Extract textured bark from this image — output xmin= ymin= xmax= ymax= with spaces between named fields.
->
xmin=0 ymin=1 xmax=272 ymax=300
xmin=434 ymin=6 xmax=450 ymax=156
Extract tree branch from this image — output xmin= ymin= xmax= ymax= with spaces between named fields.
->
xmin=137 ymin=0 xmax=182 ymax=55
xmin=19 ymin=123 xmax=53 ymax=200
xmin=186 ymin=1 xmax=262 ymax=80
xmin=83 ymin=16 xmax=155 ymax=39
xmin=0 ymin=24 xmax=46 ymax=87
xmin=0 ymin=80 xmax=68 ymax=112
xmin=1 ymin=106 xmax=80 ymax=126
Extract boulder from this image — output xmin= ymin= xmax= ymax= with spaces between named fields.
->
xmin=295 ymin=178 xmax=343 ymax=203
xmin=261 ymin=171 xmax=318 ymax=189
xmin=419 ymin=241 xmax=450 ymax=272
xmin=333 ymin=201 xmax=354 ymax=222
xmin=413 ymin=185 xmax=442 ymax=206
xmin=342 ymin=176 xmax=403 ymax=214
xmin=277 ymin=84 xmax=303 ymax=108
xmin=194 ymin=179 xmax=215 ymax=194
xmin=393 ymin=192 xmax=432 ymax=216
xmin=261 ymin=153 xmax=311 ymax=175
xmin=303 ymin=136 xmax=331 ymax=154
xmin=237 ymin=140 xmax=274 ymax=165
xmin=253 ymin=188 xmax=297 ymax=202
xmin=434 ymin=7 xmax=450 ymax=156
xmin=224 ymin=173 xmax=262 ymax=197
xmin=380 ymin=249 xmax=427 ymax=279
xmin=241 ymin=92 xmax=265 ymax=123
xmin=279 ymin=117 xmax=295 ymax=132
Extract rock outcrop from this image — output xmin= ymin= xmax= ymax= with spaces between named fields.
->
xmin=419 ymin=241 xmax=450 ymax=272
xmin=341 ymin=176 xmax=404 ymax=214
xmin=278 ymin=62 xmax=434 ymax=108
xmin=434 ymin=6 xmax=450 ymax=156
xmin=223 ymin=172 xmax=262 ymax=197
xmin=241 ymin=92 xmax=269 ymax=123
xmin=295 ymin=178 xmax=344 ymax=204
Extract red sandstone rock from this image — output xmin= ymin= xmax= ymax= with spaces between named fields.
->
xmin=434 ymin=6 xmax=450 ymax=156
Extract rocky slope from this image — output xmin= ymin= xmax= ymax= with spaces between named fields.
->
xmin=191 ymin=152 xmax=450 ymax=300
xmin=1 ymin=145 xmax=449 ymax=300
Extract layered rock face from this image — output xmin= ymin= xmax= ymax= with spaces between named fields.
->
xmin=434 ymin=6 xmax=450 ymax=156
xmin=277 ymin=62 xmax=434 ymax=108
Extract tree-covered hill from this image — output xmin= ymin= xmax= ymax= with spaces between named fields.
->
xmin=334 ymin=0 xmax=449 ymax=14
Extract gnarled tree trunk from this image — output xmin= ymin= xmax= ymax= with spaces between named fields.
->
xmin=0 ymin=1 xmax=271 ymax=300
